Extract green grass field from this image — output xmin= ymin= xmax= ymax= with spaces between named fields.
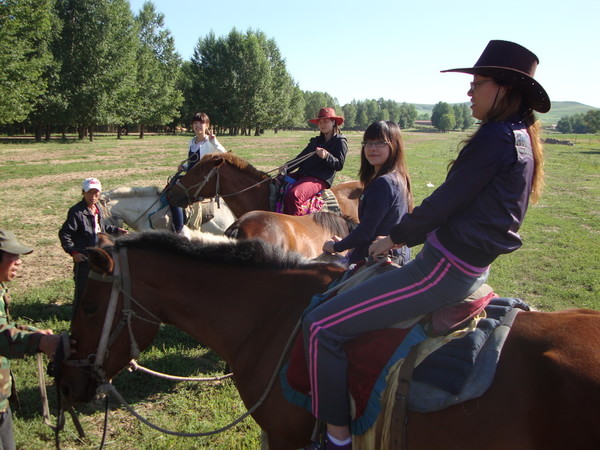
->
xmin=0 ymin=129 xmax=598 ymax=448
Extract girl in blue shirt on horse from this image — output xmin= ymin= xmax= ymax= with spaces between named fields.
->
xmin=322 ymin=121 xmax=413 ymax=266
xmin=303 ymin=40 xmax=549 ymax=449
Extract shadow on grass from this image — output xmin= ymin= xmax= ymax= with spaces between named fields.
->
xmin=10 ymin=300 xmax=72 ymax=325
xmin=14 ymin=331 xmax=227 ymax=420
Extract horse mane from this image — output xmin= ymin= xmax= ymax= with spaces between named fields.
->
xmin=114 ymin=230 xmax=332 ymax=270
xmin=210 ymin=152 xmax=271 ymax=181
xmin=312 ymin=212 xmax=359 ymax=237
xmin=104 ymin=186 xmax=161 ymax=199
xmin=188 ymin=229 xmax=233 ymax=245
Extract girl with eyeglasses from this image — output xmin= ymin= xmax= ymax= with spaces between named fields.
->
xmin=322 ymin=121 xmax=413 ymax=266
xmin=303 ymin=40 xmax=549 ymax=449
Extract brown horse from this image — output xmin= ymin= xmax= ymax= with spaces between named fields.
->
xmin=166 ymin=152 xmax=363 ymax=221
xmin=225 ymin=211 xmax=358 ymax=259
xmin=59 ymin=232 xmax=600 ymax=450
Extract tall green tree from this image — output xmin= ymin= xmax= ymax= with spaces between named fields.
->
xmin=191 ymin=29 xmax=298 ymax=134
xmin=0 ymin=0 xmax=55 ymax=124
xmin=55 ymin=0 xmax=138 ymax=140
xmin=342 ymin=102 xmax=358 ymax=129
xmin=398 ymin=102 xmax=417 ymax=129
xmin=258 ymin=35 xmax=304 ymax=132
xmin=133 ymin=1 xmax=183 ymax=138
xmin=431 ymin=102 xmax=454 ymax=131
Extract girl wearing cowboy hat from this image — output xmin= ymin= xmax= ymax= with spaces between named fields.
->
xmin=283 ymin=107 xmax=348 ymax=215
xmin=302 ymin=41 xmax=549 ymax=449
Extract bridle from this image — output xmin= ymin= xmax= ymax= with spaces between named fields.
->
xmin=171 ymin=151 xmax=317 ymax=207
xmin=173 ymin=165 xmax=222 ymax=206
xmin=63 ymin=247 xmax=161 ymax=385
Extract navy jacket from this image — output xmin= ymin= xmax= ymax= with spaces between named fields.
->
xmin=334 ymin=173 xmax=410 ymax=264
xmin=59 ymin=200 xmax=119 ymax=255
xmin=390 ymin=118 xmax=534 ymax=267
xmin=291 ymin=134 xmax=348 ymax=187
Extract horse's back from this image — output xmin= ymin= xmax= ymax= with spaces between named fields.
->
xmin=225 ymin=211 xmax=330 ymax=258
xmin=406 ymin=309 xmax=600 ymax=449
xmin=331 ymin=181 xmax=362 ymax=222
xmin=105 ymin=186 xmax=160 ymax=198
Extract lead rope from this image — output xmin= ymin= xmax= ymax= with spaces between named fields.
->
xmin=127 ymin=360 xmax=233 ymax=382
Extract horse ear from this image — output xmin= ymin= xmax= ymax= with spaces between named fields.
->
xmin=87 ymin=247 xmax=115 ymax=274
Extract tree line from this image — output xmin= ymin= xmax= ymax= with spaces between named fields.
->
xmin=0 ymin=0 xmax=425 ymax=140
xmin=430 ymin=102 xmax=475 ymax=132
xmin=555 ymin=110 xmax=600 ymax=134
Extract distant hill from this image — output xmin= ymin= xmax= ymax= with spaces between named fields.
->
xmin=413 ymin=101 xmax=599 ymax=126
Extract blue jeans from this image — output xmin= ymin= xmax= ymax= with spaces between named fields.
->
xmin=302 ymin=240 xmax=489 ymax=425
xmin=170 ymin=205 xmax=184 ymax=232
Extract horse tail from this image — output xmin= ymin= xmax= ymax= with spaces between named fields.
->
xmin=312 ymin=211 xmax=358 ymax=237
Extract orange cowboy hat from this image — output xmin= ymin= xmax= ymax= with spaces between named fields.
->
xmin=309 ymin=107 xmax=344 ymax=126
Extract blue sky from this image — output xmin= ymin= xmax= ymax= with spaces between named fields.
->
xmin=129 ymin=0 xmax=599 ymax=108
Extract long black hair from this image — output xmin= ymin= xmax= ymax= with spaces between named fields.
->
xmin=359 ymin=121 xmax=413 ymax=211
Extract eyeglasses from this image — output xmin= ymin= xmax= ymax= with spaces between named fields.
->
xmin=469 ymin=80 xmax=493 ymax=91
xmin=362 ymin=140 xmax=389 ymax=148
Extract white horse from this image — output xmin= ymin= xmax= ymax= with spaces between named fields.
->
xmin=100 ymin=186 xmax=236 ymax=235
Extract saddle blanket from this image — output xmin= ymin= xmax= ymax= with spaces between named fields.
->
xmin=280 ymin=296 xmax=530 ymax=435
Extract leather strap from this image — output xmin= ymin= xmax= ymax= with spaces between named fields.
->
xmin=391 ymin=342 xmax=421 ymax=450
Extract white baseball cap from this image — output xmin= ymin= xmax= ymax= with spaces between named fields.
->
xmin=82 ymin=177 xmax=102 ymax=192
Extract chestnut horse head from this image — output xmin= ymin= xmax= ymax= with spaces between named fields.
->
xmin=167 ymin=153 xmax=272 ymax=215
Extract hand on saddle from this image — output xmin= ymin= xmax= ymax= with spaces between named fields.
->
xmin=369 ymin=236 xmax=402 ymax=258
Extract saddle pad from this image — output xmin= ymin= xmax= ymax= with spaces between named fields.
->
xmin=281 ymin=297 xmax=530 ymax=435
xmin=321 ymin=188 xmax=341 ymax=214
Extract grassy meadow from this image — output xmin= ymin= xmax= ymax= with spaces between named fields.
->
xmin=0 ymin=128 xmax=598 ymax=448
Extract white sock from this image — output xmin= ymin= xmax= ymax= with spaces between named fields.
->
xmin=327 ymin=432 xmax=352 ymax=446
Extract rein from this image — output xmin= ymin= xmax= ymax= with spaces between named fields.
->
xmin=173 ymin=151 xmax=317 ymax=206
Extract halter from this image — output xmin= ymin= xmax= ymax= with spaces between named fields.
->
xmin=63 ymin=247 xmax=161 ymax=384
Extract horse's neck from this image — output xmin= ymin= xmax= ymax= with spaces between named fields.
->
xmin=219 ymin=164 xmax=271 ymax=216
xmin=136 ymin=257 xmax=341 ymax=366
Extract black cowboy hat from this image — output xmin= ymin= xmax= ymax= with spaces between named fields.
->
xmin=442 ymin=40 xmax=550 ymax=113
